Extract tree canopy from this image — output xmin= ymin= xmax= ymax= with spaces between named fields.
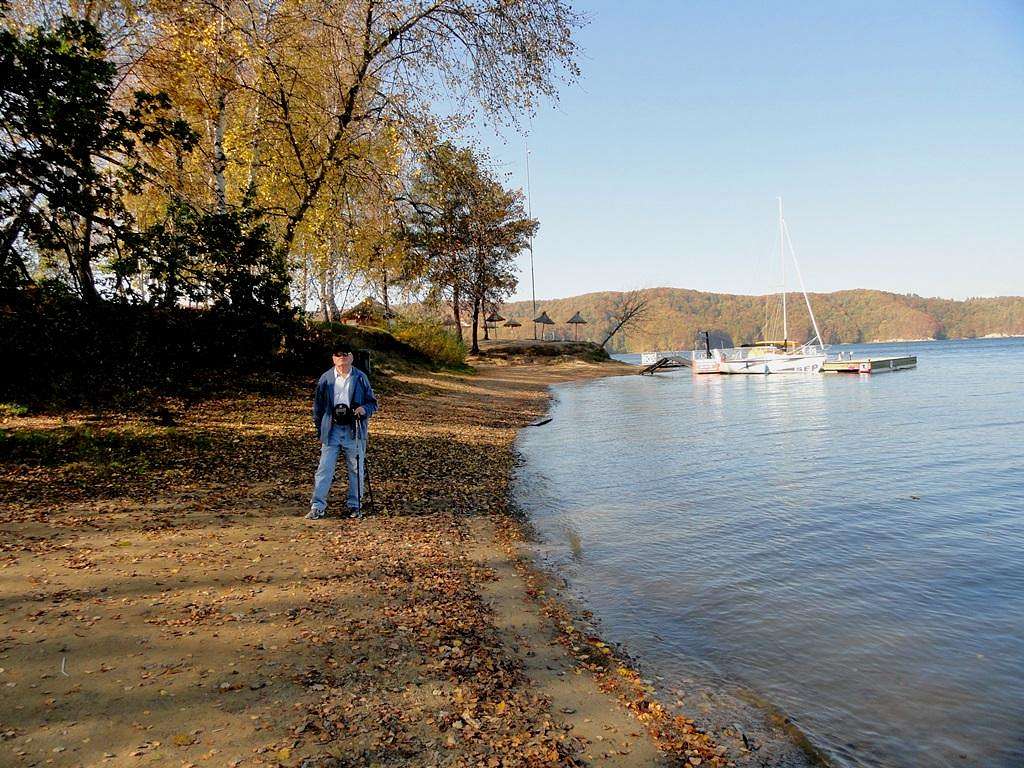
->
xmin=1 ymin=0 xmax=579 ymax=335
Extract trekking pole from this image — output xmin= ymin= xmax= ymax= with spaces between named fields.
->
xmin=354 ymin=450 xmax=363 ymax=515
xmin=363 ymin=449 xmax=374 ymax=511
xmin=358 ymin=415 xmax=374 ymax=513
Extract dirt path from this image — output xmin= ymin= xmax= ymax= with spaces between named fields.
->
xmin=1 ymin=359 xmax=730 ymax=767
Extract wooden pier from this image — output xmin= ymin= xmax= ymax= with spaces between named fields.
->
xmin=822 ymin=355 xmax=917 ymax=374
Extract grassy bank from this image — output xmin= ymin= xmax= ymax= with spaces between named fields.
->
xmin=0 ymin=292 xmax=463 ymax=412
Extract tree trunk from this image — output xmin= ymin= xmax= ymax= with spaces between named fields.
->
xmin=212 ymin=5 xmax=228 ymax=212
xmin=326 ymin=266 xmax=340 ymax=320
xmin=299 ymin=250 xmax=309 ymax=315
xmin=0 ymin=195 xmax=34 ymax=282
xmin=318 ymin=270 xmax=333 ymax=322
xmin=451 ymin=285 xmax=463 ymax=343
xmin=163 ymin=254 xmax=179 ymax=308
xmin=380 ymin=258 xmax=391 ymax=330
xmin=600 ymin=319 xmax=626 ymax=349
xmin=470 ymin=297 xmax=480 ymax=354
xmin=213 ymin=89 xmax=228 ymax=212
xmin=74 ymin=214 xmax=100 ymax=306
xmin=245 ymin=100 xmax=261 ymax=201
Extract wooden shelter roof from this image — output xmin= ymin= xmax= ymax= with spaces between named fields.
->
xmin=340 ymin=297 xmax=396 ymax=322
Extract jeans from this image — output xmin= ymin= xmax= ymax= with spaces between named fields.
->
xmin=310 ymin=423 xmax=365 ymax=513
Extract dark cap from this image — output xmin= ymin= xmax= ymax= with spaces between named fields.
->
xmin=331 ymin=341 xmax=353 ymax=355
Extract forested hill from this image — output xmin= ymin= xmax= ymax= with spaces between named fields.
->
xmin=497 ymin=289 xmax=1024 ymax=352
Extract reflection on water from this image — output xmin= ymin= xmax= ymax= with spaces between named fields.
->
xmin=515 ymin=338 xmax=1024 ymax=768
xmin=564 ymin=525 xmax=584 ymax=562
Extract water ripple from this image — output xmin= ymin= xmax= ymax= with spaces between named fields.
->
xmin=515 ymin=338 xmax=1024 ymax=768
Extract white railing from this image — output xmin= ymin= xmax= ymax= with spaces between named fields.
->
xmin=640 ymin=350 xmax=687 ymax=366
xmin=711 ymin=344 xmax=826 ymax=362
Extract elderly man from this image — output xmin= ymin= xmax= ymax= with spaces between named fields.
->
xmin=308 ymin=342 xmax=378 ymax=519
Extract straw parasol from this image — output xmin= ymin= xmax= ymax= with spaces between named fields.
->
xmin=533 ymin=311 xmax=555 ymax=341
xmin=566 ymin=311 xmax=587 ymax=341
xmin=485 ymin=311 xmax=506 ymax=340
xmin=503 ymin=318 xmax=522 ymax=340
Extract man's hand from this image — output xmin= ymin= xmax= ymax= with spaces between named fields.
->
xmin=353 ymin=406 xmax=366 ymax=417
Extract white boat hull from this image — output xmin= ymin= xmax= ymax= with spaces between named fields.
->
xmin=692 ymin=358 xmax=721 ymax=374
xmin=717 ymin=353 xmax=826 ymax=374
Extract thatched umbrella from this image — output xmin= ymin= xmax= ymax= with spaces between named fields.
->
xmin=503 ymin=318 xmax=522 ymax=340
xmin=485 ymin=311 xmax=506 ymax=340
xmin=442 ymin=316 xmax=464 ymax=340
xmin=566 ymin=311 xmax=587 ymax=341
xmin=533 ymin=311 xmax=555 ymax=341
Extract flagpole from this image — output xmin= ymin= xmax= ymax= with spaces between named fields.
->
xmin=526 ymin=142 xmax=536 ymax=340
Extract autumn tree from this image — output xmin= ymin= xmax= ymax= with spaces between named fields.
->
xmin=404 ymin=141 xmax=478 ymax=341
xmin=600 ymin=290 xmax=651 ymax=350
xmin=262 ymin=0 xmax=578 ymax=259
xmin=0 ymin=14 xmax=195 ymax=300
xmin=3 ymin=0 xmax=581 ymax=329
xmin=402 ymin=140 xmax=534 ymax=351
xmin=129 ymin=0 xmax=577 ymax=250
xmin=465 ymin=178 xmax=535 ymax=353
xmin=348 ymin=195 xmax=413 ymax=326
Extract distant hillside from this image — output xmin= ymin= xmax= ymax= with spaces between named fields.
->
xmin=496 ymin=288 xmax=1024 ymax=352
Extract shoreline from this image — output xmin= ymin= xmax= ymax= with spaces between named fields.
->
xmin=2 ymin=358 xmax=712 ymax=767
xmin=1 ymin=356 xmax=812 ymax=766
xmin=504 ymin=365 xmax=826 ymax=768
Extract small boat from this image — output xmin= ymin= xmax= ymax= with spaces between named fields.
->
xmin=714 ymin=340 xmax=825 ymax=374
xmin=704 ymin=199 xmax=826 ymax=375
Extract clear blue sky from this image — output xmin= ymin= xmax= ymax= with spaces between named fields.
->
xmin=472 ymin=0 xmax=1024 ymax=303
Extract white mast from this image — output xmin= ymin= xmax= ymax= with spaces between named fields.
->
xmin=783 ymin=221 xmax=824 ymax=349
xmin=779 ymin=197 xmax=787 ymax=345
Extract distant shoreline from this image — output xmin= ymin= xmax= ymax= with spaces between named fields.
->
xmin=866 ymin=334 xmax=1024 ymax=343
xmin=499 ymin=287 xmax=1024 ymax=350
xmin=619 ymin=335 xmax=1024 ymax=355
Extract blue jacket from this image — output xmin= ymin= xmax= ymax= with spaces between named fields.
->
xmin=313 ymin=367 xmax=378 ymax=443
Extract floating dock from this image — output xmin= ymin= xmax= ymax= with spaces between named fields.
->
xmin=638 ymin=353 xmax=918 ymax=375
xmin=822 ymin=355 xmax=917 ymax=374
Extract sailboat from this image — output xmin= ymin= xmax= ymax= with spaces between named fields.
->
xmin=708 ymin=199 xmax=827 ymax=374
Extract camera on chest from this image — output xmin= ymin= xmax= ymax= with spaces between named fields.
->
xmin=333 ymin=403 xmax=355 ymax=426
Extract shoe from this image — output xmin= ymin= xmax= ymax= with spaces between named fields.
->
xmin=305 ymin=508 xmax=325 ymax=520
xmin=347 ymin=508 xmax=362 ymax=519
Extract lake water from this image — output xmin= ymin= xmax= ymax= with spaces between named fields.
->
xmin=514 ymin=338 xmax=1024 ymax=768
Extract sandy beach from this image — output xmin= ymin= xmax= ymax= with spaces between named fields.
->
xmin=0 ymin=358 xmax=740 ymax=767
